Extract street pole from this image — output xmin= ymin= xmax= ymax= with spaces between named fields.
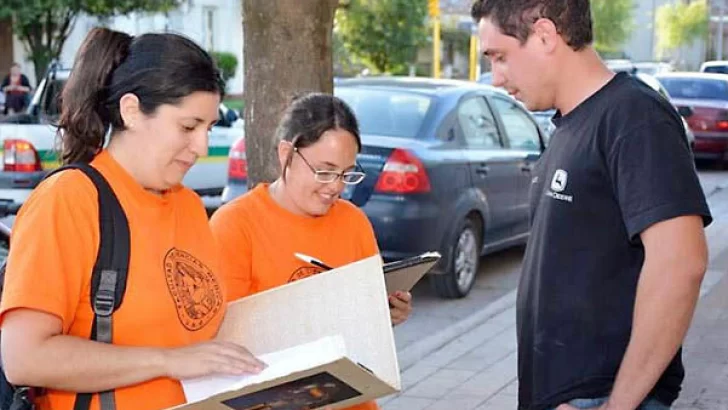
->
xmin=429 ymin=0 xmax=441 ymax=78
xmin=433 ymin=18 xmax=441 ymax=78
xmin=650 ymin=0 xmax=655 ymax=59
xmin=469 ymin=26 xmax=478 ymax=81
xmin=719 ymin=0 xmax=725 ymax=60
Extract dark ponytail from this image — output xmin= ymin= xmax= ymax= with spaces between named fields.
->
xmin=58 ymin=28 xmax=132 ymax=164
xmin=57 ymin=27 xmax=225 ymax=165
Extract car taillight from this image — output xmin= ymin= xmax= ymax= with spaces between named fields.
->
xmin=228 ymin=138 xmax=247 ymax=180
xmin=717 ymin=120 xmax=728 ymax=131
xmin=374 ymin=148 xmax=431 ymax=194
xmin=4 ymin=139 xmax=42 ymax=172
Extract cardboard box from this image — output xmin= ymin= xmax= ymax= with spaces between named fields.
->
xmin=177 ymin=255 xmax=401 ymax=409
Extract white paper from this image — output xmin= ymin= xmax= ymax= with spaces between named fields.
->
xmin=181 ymin=335 xmax=347 ymax=404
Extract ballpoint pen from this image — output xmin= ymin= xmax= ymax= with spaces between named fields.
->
xmin=294 ymin=252 xmax=334 ymax=271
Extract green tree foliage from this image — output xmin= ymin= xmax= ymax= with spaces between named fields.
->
xmin=0 ymin=0 xmax=179 ymax=81
xmin=336 ymin=0 xmax=427 ymax=74
xmin=655 ymin=0 xmax=708 ymax=58
xmin=211 ymin=51 xmax=238 ymax=91
xmin=591 ymin=0 xmax=635 ymax=55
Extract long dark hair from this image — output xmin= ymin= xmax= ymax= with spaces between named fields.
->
xmin=57 ymin=27 xmax=225 ymax=164
xmin=275 ymin=93 xmax=361 ymax=179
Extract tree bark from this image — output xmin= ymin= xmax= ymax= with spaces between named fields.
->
xmin=242 ymin=0 xmax=339 ymax=187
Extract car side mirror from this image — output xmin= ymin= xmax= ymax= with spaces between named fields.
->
xmin=225 ymin=108 xmax=239 ymax=125
xmin=525 ymin=153 xmax=541 ymax=162
xmin=677 ymin=105 xmax=694 ymax=118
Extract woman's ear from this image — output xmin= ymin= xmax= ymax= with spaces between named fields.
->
xmin=278 ymin=141 xmax=293 ymax=173
xmin=119 ymin=93 xmax=142 ymax=130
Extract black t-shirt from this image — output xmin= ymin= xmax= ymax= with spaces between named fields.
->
xmin=517 ymin=73 xmax=712 ymax=410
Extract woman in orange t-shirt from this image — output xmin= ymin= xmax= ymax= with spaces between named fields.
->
xmin=0 ymin=28 xmax=263 ymax=410
xmin=210 ymin=93 xmax=413 ymax=410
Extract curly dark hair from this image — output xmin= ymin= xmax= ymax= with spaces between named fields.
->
xmin=471 ymin=0 xmax=593 ymax=51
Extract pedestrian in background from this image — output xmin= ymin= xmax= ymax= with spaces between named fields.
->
xmin=1 ymin=63 xmax=32 ymax=115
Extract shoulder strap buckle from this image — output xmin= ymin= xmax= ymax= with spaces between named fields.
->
xmin=92 ymin=270 xmax=118 ymax=317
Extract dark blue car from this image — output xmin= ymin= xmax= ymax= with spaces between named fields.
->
xmin=222 ymin=77 xmax=545 ymax=298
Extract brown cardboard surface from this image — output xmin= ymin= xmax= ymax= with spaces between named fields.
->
xmin=175 ymin=256 xmax=400 ymax=409
xmin=384 ymin=259 xmax=440 ymax=294
xmin=177 ymin=358 xmax=396 ymax=410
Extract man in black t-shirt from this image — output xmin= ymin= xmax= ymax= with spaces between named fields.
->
xmin=471 ymin=1 xmax=712 ymax=410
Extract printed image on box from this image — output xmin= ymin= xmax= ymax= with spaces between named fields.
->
xmin=221 ymin=372 xmax=361 ymax=410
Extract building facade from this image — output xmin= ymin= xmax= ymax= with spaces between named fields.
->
xmin=1 ymin=0 xmax=244 ymax=94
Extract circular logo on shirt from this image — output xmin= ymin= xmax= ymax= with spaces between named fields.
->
xmin=164 ymin=248 xmax=223 ymax=331
xmin=288 ymin=266 xmax=324 ymax=283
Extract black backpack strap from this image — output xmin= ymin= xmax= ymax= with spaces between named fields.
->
xmin=46 ymin=164 xmax=130 ymax=410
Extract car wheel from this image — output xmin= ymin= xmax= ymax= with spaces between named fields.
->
xmin=431 ymin=217 xmax=481 ymax=299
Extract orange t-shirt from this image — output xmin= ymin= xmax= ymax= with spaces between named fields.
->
xmin=210 ymin=183 xmax=380 ymax=410
xmin=0 ymin=150 xmax=226 ymax=410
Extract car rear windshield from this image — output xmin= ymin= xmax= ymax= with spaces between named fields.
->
xmin=659 ymin=77 xmax=728 ymax=100
xmin=703 ymin=65 xmax=728 ymax=74
xmin=335 ymin=87 xmax=432 ymax=138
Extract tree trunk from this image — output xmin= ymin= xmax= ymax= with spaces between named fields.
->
xmin=0 ymin=19 xmax=14 ymax=77
xmin=18 ymin=9 xmax=77 ymax=83
xmin=242 ymin=0 xmax=339 ymax=187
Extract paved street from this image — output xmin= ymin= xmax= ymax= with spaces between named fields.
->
xmin=393 ymin=246 xmax=523 ymax=353
xmin=385 ymin=167 xmax=728 ymax=410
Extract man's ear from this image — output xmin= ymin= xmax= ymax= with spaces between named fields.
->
xmin=119 ymin=93 xmax=142 ymax=129
xmin=532 ymin=18 xmax=560 ymax=53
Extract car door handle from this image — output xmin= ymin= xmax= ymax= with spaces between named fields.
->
xmin=521 ymin=164 xmax=533 ymax=173
xmin=475 ymin=165 xmax=489 ymax=175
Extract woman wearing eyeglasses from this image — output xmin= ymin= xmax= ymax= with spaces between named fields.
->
xmin=209 ymin=93 xmax=411 ymax=410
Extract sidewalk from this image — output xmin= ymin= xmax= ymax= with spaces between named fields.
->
xmin=380 ymin=188 xmax=728 ymax=410
xmin=674 ymin=260 xmax=728 ymax=409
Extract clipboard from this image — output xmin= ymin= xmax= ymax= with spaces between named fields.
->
xmin=383 ymin=251 xmax=441 ymax=294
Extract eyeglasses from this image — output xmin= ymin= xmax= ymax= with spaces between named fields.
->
xmin=294 ymin=148 xmax=366 ymax=185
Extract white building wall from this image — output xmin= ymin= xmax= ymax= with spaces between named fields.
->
xmin=16 ymin=0 xmax=244 ymax=94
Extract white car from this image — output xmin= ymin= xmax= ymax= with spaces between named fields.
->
xmin=700 ymin=60 xmax=728 ymax=75
xmin=0 ymin=66 xmax=244 ymax=211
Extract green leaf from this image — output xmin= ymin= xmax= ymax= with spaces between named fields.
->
xmin=591 ymin=0 xmax=635 ymax=54
xmin=211 ymin=51 xmax=238 ymax=90
xmin=0 ymin=0 xmax=182 ymax=80
xmin=656 ymin=0 xmax=708 ymax=58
